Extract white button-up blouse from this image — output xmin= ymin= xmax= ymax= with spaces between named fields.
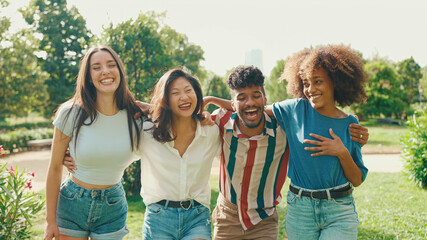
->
xmin=139 ymin=121 xmax=221 ymax=208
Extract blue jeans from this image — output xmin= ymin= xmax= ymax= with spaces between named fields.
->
xmin=143 ymin=201 xmax=212 ymax=240
xmin=56 ymin=177 xmax=129 ymax=239
xmin=285 ymin=184 xmax=359 ymax=240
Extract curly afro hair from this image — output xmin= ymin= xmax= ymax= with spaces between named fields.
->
xmin=282 ymin=44 xmax=368 ymax=107
xmin=227 ymin=66 xmax=265 ymax=94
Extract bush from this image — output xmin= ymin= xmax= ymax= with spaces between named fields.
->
xmin=122 ymin=160 xmax=141 ymax=197
xmin=0 ymin=121 xmax=52 ymax=133
xmin=0 ymin=163 xmax=45 ymax=239
xmin=401 ymin=107 xmax=427 ymax=188
xmin=0 ymin=128 xmax=53 ymax=153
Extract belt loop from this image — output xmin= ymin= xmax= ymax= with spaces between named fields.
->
xmin=326 ymin=189 xmax=331 ymax=201
xmin=78 ymin=187 xmax=84 ymax=198
xmin=164 ymin=200 xmax=169 ymax=210
xmin=297 ymin=188 xmax=303 ymax=199
xmin=101 ymin=189 xmax=105 ymax=199
xmin=191 ymin=199 xmax=194 ymax=208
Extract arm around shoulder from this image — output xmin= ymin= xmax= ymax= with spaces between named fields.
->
xmin=203 ymin=96 xmax=233 ymax=111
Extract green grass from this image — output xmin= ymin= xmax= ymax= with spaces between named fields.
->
xmin=29 ymin=173 xmax=426 ymax=239
xmin=359 ymin=120 xmax=409 ymax=153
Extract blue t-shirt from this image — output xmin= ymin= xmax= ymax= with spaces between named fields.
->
xmin=272 ymin=99 xmax=368 ymax=189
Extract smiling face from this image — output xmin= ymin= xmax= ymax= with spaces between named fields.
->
xmin=231 ymin=85 xmax=267 ymax=130
xmin=168 ymin=77 xmax=198 ymax=119
xmin=303 ymin=67 xmax=336 ymax=113
xmin=89 ymin=50 xmax=121 ymax=96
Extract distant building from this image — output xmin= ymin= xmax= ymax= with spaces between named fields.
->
xmin=245 ymin=49 xmax=263 ymax=72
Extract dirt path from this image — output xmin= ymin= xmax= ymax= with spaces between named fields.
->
xmin=1 ymin=150 xmax=404 ymax=192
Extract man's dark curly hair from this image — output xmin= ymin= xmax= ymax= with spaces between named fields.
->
xmin=227 ymin=66 xmax=265 ymax=95
xmin=282 ymin=44 xmax=368 ymax=107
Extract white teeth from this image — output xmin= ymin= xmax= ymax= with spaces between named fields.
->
xmin=310 ymin=95 xmax=321 ymax=100
xmin=101 ymin=79 xmax=113 ymax=83
xmin=180 ymin=103 xmax=191 ymax=108
xmin=245 ymin=109 xmax=257 ymax=113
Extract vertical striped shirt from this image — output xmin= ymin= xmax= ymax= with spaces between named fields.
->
xmin=212 ymin=108 xmax=289 ymax=230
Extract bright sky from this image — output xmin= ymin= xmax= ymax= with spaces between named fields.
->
xmin=4 ymin=0 xmax=427 ymax=77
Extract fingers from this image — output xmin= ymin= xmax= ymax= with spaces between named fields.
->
xmin=307 ymin=133 xmax=328 ymax=141
xmin=200 ymin=111 xmax=215 ymax=126
xmin=303 ymin=139 xmax=322 ymax=146
xmin=328 ymin=128 xmax=338 ymax=139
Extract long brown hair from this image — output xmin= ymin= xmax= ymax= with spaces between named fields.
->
xmin=58 ymin=45 xmax=143 ymax=150
xmin=150 ymin=68 xmax=204 ymax=143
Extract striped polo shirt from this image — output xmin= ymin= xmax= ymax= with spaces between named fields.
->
xmin=212 ymin=108 xmax=289 ymax=230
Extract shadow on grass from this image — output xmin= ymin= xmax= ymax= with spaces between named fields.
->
xmin=358 ymin=227 xmax=398 ymax=240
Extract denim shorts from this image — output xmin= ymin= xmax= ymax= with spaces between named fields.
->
xmin=285 ymin=183 xmax=359 ymax=240
xmin=143 ymin=201 xmax=212 ymax=240
xmin=56 ymin=177 xmax=129 ymax=239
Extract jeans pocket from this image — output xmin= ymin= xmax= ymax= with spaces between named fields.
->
xmin=286 ymin=191 xmax=297 ymax=205
xmin=105 ymin=191 xmax=125 ymax=206
xmin=195 ymin=205 xmax=209 ymax=215
xmin=59 ymin=184 xmax=77 ymax=201
xmin=146 ymin=203 xmax=164 ymax=215
xmin=332 ymin=195 xmax=354 ymax=205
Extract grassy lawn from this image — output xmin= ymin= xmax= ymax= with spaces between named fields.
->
xmin=29 ymin=173 xmax=427 ymax=239
xmin=359 ymin=120 xmax=409 ymax=153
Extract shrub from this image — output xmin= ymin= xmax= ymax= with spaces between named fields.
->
xmin=0 ymin=163 xmax=45 ymax=239
xmin=401 ymin=107 xmax=427 ymax=188
xmin=122 ymin=160 xmax=141 ymax=197
xmin=0 ymin=128 xmax=53 ymax=153
xmin=0 ymin=121 xmax=53 ymax=133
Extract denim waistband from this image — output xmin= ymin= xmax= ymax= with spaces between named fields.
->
xmin=65 ymin=177 xmax=123 ymax=198
xmin=290 ymin=182 xmax=352 ymax=192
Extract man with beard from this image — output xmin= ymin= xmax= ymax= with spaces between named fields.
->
xmin=204 ymin=66 xmax=289 ymax=239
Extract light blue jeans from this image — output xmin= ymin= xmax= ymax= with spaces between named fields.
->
xmin=285 ymin=183 xmax=359 ymax=240
xmin=56 ymin=177 xmax=129 ymax=239
xmin=143 ymin=201 xmax=212 ymax=240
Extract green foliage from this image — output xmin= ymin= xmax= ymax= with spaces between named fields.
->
xmin=0 ymin=29 xmax=48 ymax=118
xmin=355 ymin=58 xmax=408 ymax=119
xmin=103 ymin=12 xmax=205 ymax=102
xmin=21 ymin=0 xmax=92 ymax=116
xmin=0 ymin=0 xmax=10 ymax=41
xmin=0 ymin=163 xmax=44 ymax=239
xmin=396 ymin=57 xmax=422 ymax=104
xmin=401 ymin=107 xmax=427 ymax=188
xmin=0 ymin=121 xmax=52 ymax=133
xmin=265 ymin=59 xmax=292 ymax=104
xmin=122 ymin=161 xmax=141 ymax=197
xmin=0 ymin=128 xmax=53 ymax=153
xmin=203 ymin=73 xmax=231 ymax=112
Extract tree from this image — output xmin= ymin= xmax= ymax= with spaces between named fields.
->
xmin=265 ymin=59 xmax=292 ymax=104
xmin=103 ymin=12 xmax=205 ymax=102
xmin=21 ymin=0 xmax=91 ymax=116
xmin=160 ymin=25 xmax=205 ymax=79
xmin=356 ymin=58 xmax=407 ymax=119
xmin=0 ymin=30 xmax=48 ymax=118
xmin=203 ymin=73 xmax=231 ymax=113
xmin=396 ymin=57 xmax=422 ymax=104
xmin=0 ymin=0 xmax=10 ymax=41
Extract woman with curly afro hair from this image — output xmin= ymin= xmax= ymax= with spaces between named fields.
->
xmin=271 ymin=44 xmax=369 ymax=240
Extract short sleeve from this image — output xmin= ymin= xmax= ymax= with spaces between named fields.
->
xmin=272 ymin=99 xmax=297 ymax=129
xmin=52 ymin=103 xmax=77 ymax=137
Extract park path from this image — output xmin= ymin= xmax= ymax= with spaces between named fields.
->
xmin=1 ymin=150 xmax=404 ymax=193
